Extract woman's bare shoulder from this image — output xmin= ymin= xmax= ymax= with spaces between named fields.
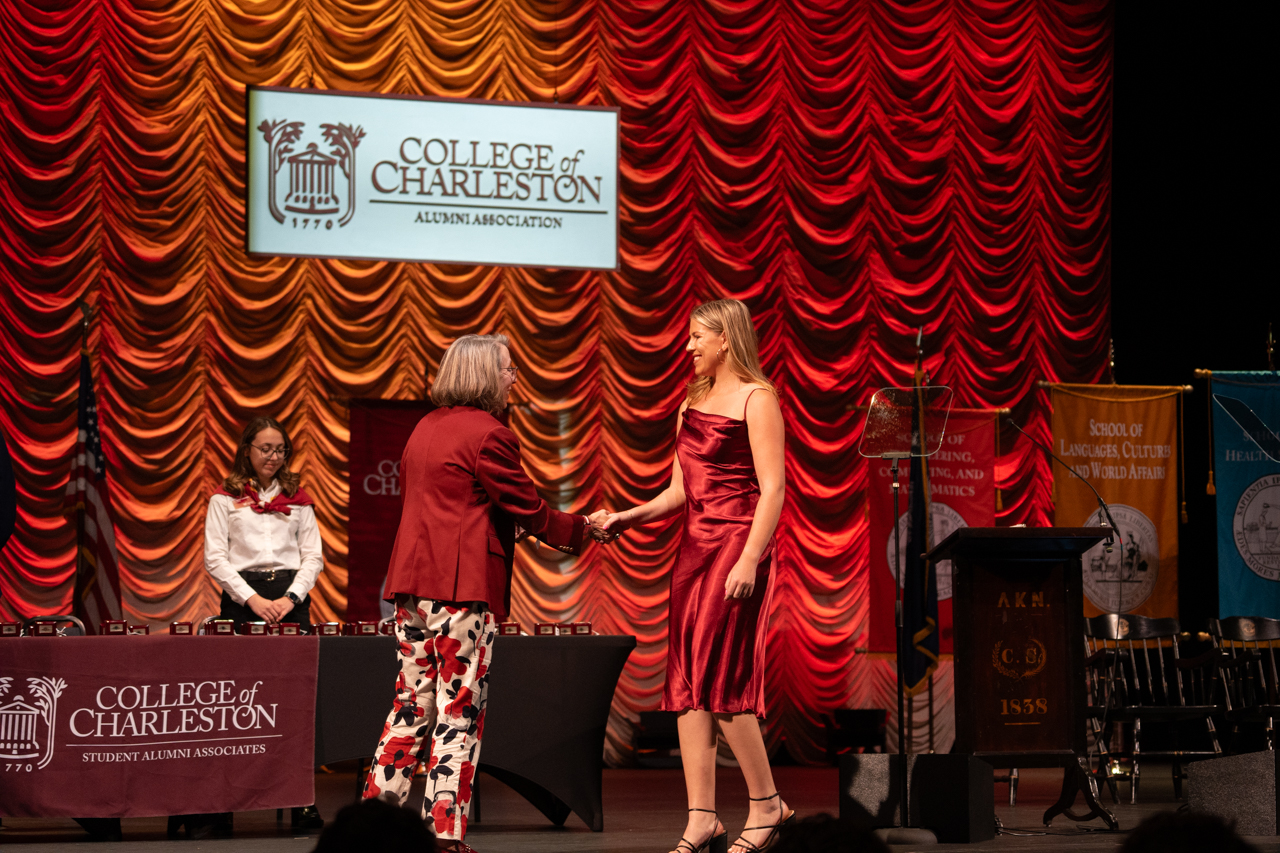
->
xmin=743 ymin=384 xmax=782 ymax=425
xmin=742 ymin=383 xmax=778 ymax=407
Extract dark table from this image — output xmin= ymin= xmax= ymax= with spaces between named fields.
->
xmin=315 ymin=634 xmax=635 ymax=831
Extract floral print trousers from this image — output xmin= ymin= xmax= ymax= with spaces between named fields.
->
xmin=362 ymin=594 xmax=495 ymax=842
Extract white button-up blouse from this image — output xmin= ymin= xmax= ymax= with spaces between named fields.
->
xmin=203 ymin=480 xmax=324 ymax=606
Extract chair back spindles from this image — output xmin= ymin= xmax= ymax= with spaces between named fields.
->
xmin=1267 ymin=646 xmax=1280 ymax=707
xmin=1210 ymin=616 xmax=1280 ymax=749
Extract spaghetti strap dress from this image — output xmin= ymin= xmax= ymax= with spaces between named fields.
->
xmin=661 ymin=404 xmax=775 ymax=718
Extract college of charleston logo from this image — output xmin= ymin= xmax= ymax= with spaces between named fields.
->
xmin=258 ymin=119 xmax=366 ymax=230
xmin=0 ymin=677 xmax=66 ymax=770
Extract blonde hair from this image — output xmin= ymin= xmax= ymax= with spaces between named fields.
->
xmin=223 ymin=416 xmax=302 ymax=497
xmin=685 ymin=298 xmax=776 ymax=405
xmin=430 ymin=334 xmax=511 ymax=416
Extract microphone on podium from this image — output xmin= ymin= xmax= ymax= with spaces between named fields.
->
xmin=1008 ymin=420 xmax=1117 ymax=551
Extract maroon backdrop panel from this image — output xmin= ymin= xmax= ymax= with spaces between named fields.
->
xmin=0 ymin=636 xmax=317 ymax=818
xmin=347 ymin=400 xmax=433 ymax=622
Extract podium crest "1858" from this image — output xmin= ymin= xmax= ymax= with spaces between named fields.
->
xmin=258 ymin=119 xmax=366 ymax=230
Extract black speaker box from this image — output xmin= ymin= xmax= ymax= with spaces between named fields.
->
xmin=1186 ymin=749 xmax=1278 ymax=836
xmin=839 ymin=753 xmax=995 ymax=843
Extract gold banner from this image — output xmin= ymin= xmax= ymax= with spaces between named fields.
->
xmin=1050 ymin=385 xmax=1181 ymax=617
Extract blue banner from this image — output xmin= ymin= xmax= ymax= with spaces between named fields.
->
xmin=1213 ymin=371 xmax=1280 ymax=618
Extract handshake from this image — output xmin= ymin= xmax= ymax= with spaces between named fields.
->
xmin=585 ymin=509 xmax=630 ymax=544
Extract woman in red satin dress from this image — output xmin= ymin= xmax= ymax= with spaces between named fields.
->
xmin=603 ymin=299 xmax=792 ymax=853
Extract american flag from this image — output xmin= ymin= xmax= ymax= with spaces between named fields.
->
xmin=63 ymin=353 xmax=122 ymax=632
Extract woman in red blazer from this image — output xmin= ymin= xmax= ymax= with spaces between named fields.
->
xmin=362 ymin=334 xmax=597 ymax=853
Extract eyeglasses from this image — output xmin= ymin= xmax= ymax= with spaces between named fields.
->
xmin=500 ymin=366 xmax=519 ymax=377
xmin=251 ymin=445 xmax=288 ymax=459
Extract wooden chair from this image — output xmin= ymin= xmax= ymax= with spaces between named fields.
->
xmin=1082 ymin=632 xmax=1122 ymax=805
xmin=1210 ymin=616 xmax=1280 ymax=751
xmin=1083 ymin=614 xmax=1222 ymax=803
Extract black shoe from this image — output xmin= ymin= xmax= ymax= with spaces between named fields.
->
xmin=292 ymin=805 xmax=325 ymax=831
xmin=729 ymin=793 xmax=794 ymax=853
xmin=74 ymin=817 xmax=122 ymax=842
xmin=170 ymin=812 xmax=232 ymax=840
xmin=211 ymin=813 xmax=234 ymax=839
xmin=674 ymin=808 xmax=728 ymax=853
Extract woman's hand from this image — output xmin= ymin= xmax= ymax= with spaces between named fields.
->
xmin=247 ymin=594 xmax=277 ymax=622
xmin=724 ymin=557 xmax=758 ymax=600
xmin=601 ymin=510 xmax=631 ymax=538
xmin=587 ymin=510 xmax=614 ymax=543
xmin=269 ymin=597 xmax=295 ymax=622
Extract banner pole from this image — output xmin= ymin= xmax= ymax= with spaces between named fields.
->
xmin=1179 ymin=390 xmax=1188 ymax=523
xmin=927 ymin=672 xmax=935 ymax=753
xmin=1194 ymin=370 xmax=1216 ymax=495
xmin=73 ymin=301 xmax=90 ymax=624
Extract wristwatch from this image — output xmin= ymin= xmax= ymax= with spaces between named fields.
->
xmin=285 ymin=592 xmax=302 ymax=606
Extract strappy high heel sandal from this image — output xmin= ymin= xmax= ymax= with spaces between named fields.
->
xmin=672 ymin=807 xmax=728 ymax=853
xmin=729 ymin=792 xmax=795 ymax=853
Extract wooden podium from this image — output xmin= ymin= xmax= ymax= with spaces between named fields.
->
xmin=928 ymin=527 xmax=1118 ymax=829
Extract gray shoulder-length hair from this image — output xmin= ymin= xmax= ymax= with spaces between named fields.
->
xmin=429 ymin=334 xmax=510 ymax=416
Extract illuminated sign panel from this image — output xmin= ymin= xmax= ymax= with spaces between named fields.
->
xmin=247 ymin=87 xmax=619 ymax=269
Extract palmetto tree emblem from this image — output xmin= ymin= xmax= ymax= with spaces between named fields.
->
xmin=321 ymin=123 xmax=365 ymax=227
xmin=258 ymin=119 xmax=365 ymax=228
xmin=258 ymin=119 xmax=304 ymax=225
xmin=28 ymin=677 xmax=65 ymax=769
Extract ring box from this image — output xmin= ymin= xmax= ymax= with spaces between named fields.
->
xmin=533 ymin=621 xmax=560 ymax=636
xmin=378 ymin=620 xmax=396 ymax=636
xmin=313 ymin=622 xmax=341 ymax=636
xmin=498 ymin=621 xmax=522 ymax=636
xmin=100 ymin=619 xmax=128 ymax=636
xmin=343 ymin=621 xmax=379 ymax=636
xmin=264 ymin=623 xmax=283 ymax=636
xmin=567 ymin=621 xmax=592 ymax=636
xmin=204 ymin=619 xmax=235 ymax=635
xmin=238 ymin=621 xmax=268 ymax=636
xmin=128 ymin=624 xmax=150 ymax=636
xmin=279 ymin=623 xmax=301 ymax=636
xmin=33 ymin=622 xmax=58 ymax=636
xmin=1 ymin=622 xmax=21 ymax=637
xmin=169 ymin=621 xmax=193 ymax=635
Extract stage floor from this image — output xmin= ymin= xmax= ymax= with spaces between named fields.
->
xmin=2 ymin=762 xmax=1278 ymax=851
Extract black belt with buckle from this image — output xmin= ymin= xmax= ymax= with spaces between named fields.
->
xmin=240 ymin=569 xmax=296 ymax=582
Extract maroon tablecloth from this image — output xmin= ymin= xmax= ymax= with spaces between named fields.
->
xmin=0 ymin=635 xmax=318 ymax=818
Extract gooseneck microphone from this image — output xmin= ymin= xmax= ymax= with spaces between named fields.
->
xmin=1009 ymin=420 xmax=1117 ymax=550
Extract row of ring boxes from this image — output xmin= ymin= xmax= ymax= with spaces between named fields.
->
xmin=502 ymin=620 xmax=593 ymax=637
xmin=187 ymin=620 xmax=374 ymax=636
xmin=3 ymin=619 xmax=593 ymax=637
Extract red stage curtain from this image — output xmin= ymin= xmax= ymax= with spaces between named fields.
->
xmin=0 ymin=0 xmax=1110 ymax=763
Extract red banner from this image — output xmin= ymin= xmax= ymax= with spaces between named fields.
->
xmin=868 ymin=410 xmax=998 ymax=654
xmin=347 ymin=400 xmax=433 ymax=621
xmin=0 ymin=636 xmax=317 ymax=818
